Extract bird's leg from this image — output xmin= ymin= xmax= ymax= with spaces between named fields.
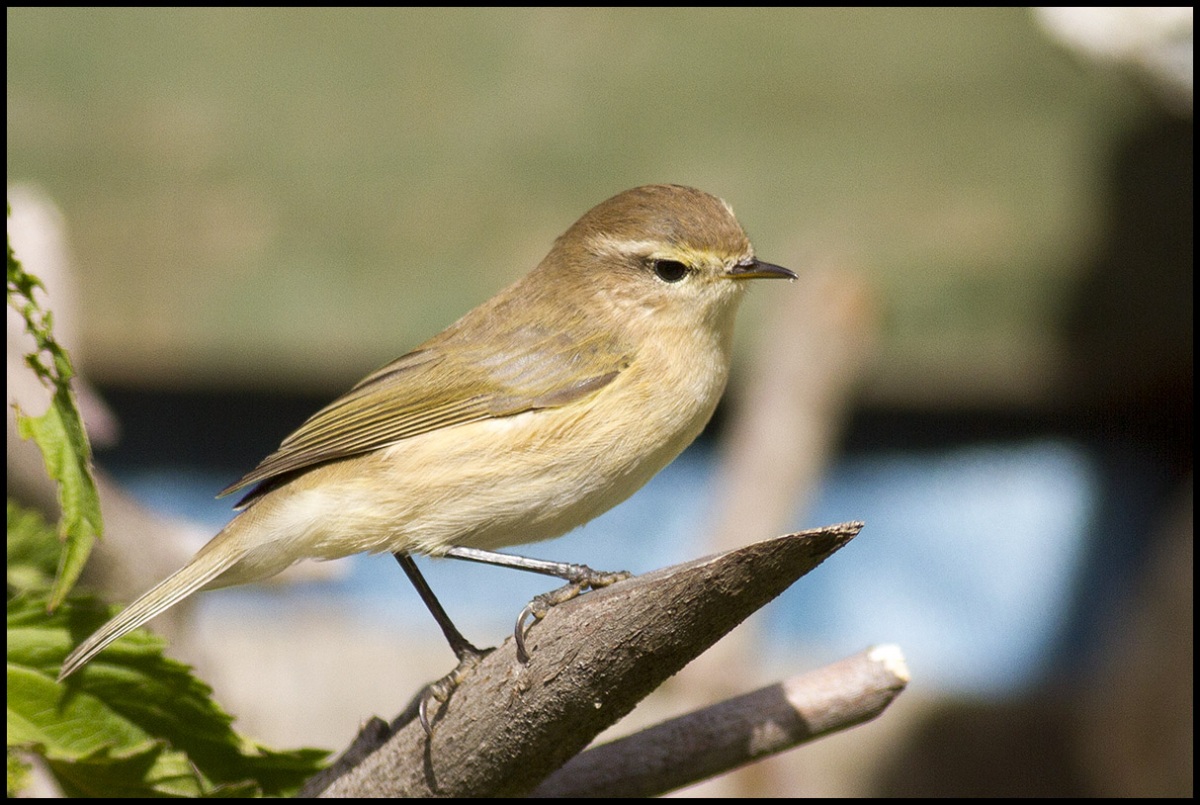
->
xmin=442 ymin=546 xmax=631 ymax=662
xmin=393 ymin=552 xmax=493 ymax=735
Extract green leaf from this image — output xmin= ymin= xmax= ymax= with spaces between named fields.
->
xmin=7 ymin=501 xmax=61 ymax=595
xmin=14 ymin=391 xmax=103 ymax=609
xmin=7 ymin=591 xmax=328 ymax=796
xmin=7 ymin=222 xmax=103 ymax=609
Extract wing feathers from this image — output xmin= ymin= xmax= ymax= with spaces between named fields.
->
xmin=218 ymin=328 xmax=631 ymax=500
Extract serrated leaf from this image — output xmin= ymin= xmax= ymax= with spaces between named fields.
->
xmin=47 ymin=741 xmax=206 ymax=798
xmin=7 ymin=228 xmax=103 ymax=609
xmin=7 ymin=593 xmax=327 ymax=796
xmin=14 ymin=390 xmax=102 ymax=610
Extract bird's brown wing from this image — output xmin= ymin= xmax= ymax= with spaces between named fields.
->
xmin=218 ymin=324 xmax=631 ymax=504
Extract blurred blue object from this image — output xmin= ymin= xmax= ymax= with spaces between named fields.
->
xmin=774 ymin=441 xmax=1100 ymax=696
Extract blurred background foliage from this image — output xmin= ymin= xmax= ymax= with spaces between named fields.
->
xmin=7 ymin=7 xmax=1146 ymax=400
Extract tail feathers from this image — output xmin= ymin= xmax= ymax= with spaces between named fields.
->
xmin=58 ymin=545 xmax=243 ymax=681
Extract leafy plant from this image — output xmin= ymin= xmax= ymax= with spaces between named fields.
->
xmin=7 ymin=218 xmax=101 ymax=610
xmin=7 ymin=214 xmax=327 ymax=796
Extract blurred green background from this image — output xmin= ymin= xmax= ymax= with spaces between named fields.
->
xmin=7 ymin=7 xmax=1147 ymax=400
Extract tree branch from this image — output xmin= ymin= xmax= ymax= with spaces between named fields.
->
xmin=531 ymin=644 xmax=910 ymax=797
xmin=308 ymin=522 xmax=864 ymax=797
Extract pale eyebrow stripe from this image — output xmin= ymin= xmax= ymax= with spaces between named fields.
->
xmin=585 ymin=234 xmax=720 ymax=268
xmin=586 ymin=234 xmax=662 ymax=259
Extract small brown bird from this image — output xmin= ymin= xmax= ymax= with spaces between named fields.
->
xmin=59 ymin=184 xmax=794 ymax=722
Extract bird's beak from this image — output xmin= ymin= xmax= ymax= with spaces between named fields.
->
xmin=726 ymin=259 xmax=797 ymax=281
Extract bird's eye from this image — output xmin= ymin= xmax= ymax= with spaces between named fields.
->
xmin=653 ymin=259 xmax=689 ymax=283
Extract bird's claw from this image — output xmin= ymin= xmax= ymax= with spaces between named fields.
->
xmin=417 ymin=644 xmax=494 ymax=736
xmin=514 ymin=567 xmax=631 ymax=662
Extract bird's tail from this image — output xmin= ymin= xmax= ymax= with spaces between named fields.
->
xmin=58 ymin=537 xmax=245 ymax=681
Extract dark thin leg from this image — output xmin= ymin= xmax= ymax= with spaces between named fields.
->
xmin=393 ymin=552 xmax=492 ymax=734
xmin=395 ymin=551 xmax=484 ymax=661
xmin=442 ymin=546 xmax=630 ymax=662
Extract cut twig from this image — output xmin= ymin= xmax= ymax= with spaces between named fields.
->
xmin=531 ymin=645 xmax=910 ymax=798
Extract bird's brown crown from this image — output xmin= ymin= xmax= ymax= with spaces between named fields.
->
xmin=557 ymin=184 xmax=753 ymax=269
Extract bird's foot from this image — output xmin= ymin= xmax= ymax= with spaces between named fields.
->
xmin=514 ymin=566 xmax=631 ymax=662
xmin=418 ymin=642 xmax=494 ymax=736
